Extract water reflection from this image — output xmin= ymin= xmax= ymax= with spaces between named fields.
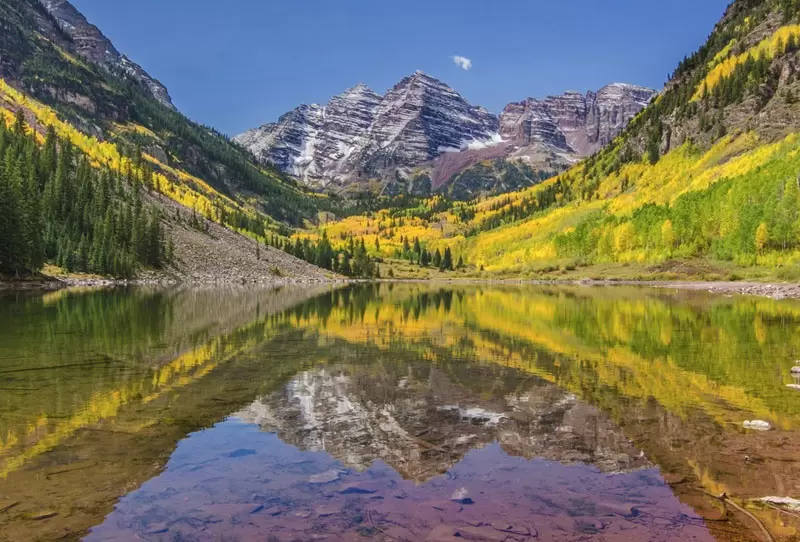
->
xmin=2 ymin=284 xmax=800 ymax=540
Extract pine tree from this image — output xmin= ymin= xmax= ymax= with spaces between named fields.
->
xmin=441 ymin=247 xmax=453 ymax=271
xmin=420 ymin=249 xmax=430 ymax=267
xmin=0 ymin=150 xmax=26 ymax=275
xmin=340 ymin=251 xmax=352 ymax=276
xmin=432 ymin=249 xmax=442 ymax=269
xmin=22 ymin=167 xmax=44 ymax=271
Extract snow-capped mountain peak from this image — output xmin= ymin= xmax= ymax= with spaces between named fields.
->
xmin=235 ymin=76 xmax=655 ymax=193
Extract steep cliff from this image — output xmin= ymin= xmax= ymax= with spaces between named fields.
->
xmin=39 ymin=0 xmax=173 ymax=107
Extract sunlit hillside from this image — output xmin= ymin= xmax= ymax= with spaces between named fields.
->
xmin=309 ymin=5 xmax=800 ymax=280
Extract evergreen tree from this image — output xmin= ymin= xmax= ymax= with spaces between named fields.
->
xmin=441 ymin=247 xmax=453 ymax=271
xmin=0 ymin=111 xmax=171 ymax=278
xmin=420 ymin=249 xmax=430 ymax=267
xmin=432 ymin=249 xmax=442 ymax=269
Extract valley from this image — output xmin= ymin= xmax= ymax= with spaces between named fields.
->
xmin=1 ymin=0 xmax=798 ymax=290
xmin=5 ymin=2 xmax=800 ymax=540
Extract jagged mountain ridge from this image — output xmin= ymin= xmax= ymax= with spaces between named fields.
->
xmin=39 ymin=0 xmax=173 ymax=108
xmin=236 ymin=74 xmax=655 ymax=196
xmin=236 ymin=71 xmax=501 ymax=191
xmin=501 ymin=83 xmax=656 ymax=156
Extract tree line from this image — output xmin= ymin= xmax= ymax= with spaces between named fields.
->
xmin=264 ymin=232 xmax=380 ymax=278
xmin=0 ymin=111 xmax=171 ymax=277
xmin=398 ymin=236 xmax=462 ymax=271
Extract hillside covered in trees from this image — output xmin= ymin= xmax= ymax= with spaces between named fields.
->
xmin=5 ymin=0 xmax=800 ymax=282
xmin=0 ymin=110 xmax=169 ymax=277
xmin=308 ymin=0 xmax=800 ymax=280
xmin=0 ymin=0 xmax=391 ymax=280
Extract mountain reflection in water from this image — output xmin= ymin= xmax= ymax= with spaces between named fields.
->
xmin=2 ymin=284 xmax=800 ymax=541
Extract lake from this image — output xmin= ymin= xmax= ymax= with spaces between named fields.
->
xmin=1 ymin=283 xmax=800 ymax=541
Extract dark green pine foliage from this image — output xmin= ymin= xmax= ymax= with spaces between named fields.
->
xmin=432 ymin=249 xmax=442 ymax=269
xmin=0 ymin=113 xmax=171 ymax=277
xmin=440 ymin=247 xmax=454 ymax=271
xmin=271 ymin=231 xmax=378 ymax=278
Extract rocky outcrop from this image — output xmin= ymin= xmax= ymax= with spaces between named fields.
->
xmin=38 ymin=0 xmax=174 ymax=108
xmin=234 ymin=84 xmax=383 ymax=187
xmin=502 ymin=83 xmax=656 ymax=157
xmin=237 ymin=77 xmax=654 ymax=196
xmin=349 ymin=72 xmax=500 ymax=182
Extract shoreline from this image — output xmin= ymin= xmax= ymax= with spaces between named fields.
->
xmin=379 ymin=277 xmax=800 ymax=300
xmin=0 ymin=275 xmax=349 ymax=291
xmin=3 ymin=275 xmax=800 ymax=300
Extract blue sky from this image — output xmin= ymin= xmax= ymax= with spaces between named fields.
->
xmin=72 ymin=0 xmax=731 ymax=136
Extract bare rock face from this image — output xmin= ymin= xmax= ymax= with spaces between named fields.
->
xmin=38 ymin=0 xmax=174 ymax=108
xmin=349 ymin=71 xmax=500 ymax=181
xmin=237 ymin=77 xmax=654 ymax=196
xmin=236 ymin=71 xmax=500 ymax=191
xmin=235 ymin=84 xmax=383 ymax=187
xmin=501 ymin=83 xmax=657 ymax=158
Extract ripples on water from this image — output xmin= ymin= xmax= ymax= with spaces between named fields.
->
xmin=1 ymin=284 xmax=800 ymax=541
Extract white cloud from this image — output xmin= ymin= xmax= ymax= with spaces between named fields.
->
xmin=452 ymin=55 xmax=472 ymax=71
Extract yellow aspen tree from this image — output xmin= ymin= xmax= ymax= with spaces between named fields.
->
xmin=755 ymin=222 xmax=769 ymax=253
xmin=661 ymin=219 xmax=675 ymax=252
xmin=614 ymin=222 xmax=636 ymax=254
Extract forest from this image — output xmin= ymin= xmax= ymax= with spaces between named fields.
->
xmin=0 ymin=110 xmax=170 ymax=277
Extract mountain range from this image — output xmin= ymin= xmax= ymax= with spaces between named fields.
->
xmin=235 ymin=73 xmax=655 ymax=197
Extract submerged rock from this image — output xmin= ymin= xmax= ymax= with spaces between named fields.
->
xmin=743 ymin=420 xmax=771 ymax=431
xmin=759 ymin=496 xmax=800 ymax=510
xmin=338 ymin=484 xmax=376 ymax=495
xmin=308 ymin=469 xmax=344 ymax=484
xmin=451 ymin=487 xmax=474 ymax=505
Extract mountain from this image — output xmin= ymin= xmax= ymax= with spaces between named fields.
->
xmin=234 ymin=84 xmax=384 ymax=187
xmin=236 ymin=75 xmax=654 ymax=198
xmin=236 ymin=71 xmax=500 ymax=193
xmin=499 ymin=83 xmax=656 ymax=157
xmin=0 ymin=0 xmax=344 ymax=281
xmin=39 ymin=0 xmax=173 ymax=108
xmin=435 ymin=83 xmax=656 ymax=199
xmin=314 ymin=0 xmax=800 ymax=280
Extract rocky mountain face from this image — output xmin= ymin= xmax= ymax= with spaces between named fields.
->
xmin=236 ymin=71 xmax=499 ymax=191
xmin=501 ymin=83 xmax=657 ymax=157
xmin=237 ymin=75 xmax=654 ymax=196
xmin=236 ymin=363 xmax=650 ymax=481
xmin=38 ymin=0 xmax=173 ymax=108
xmin=234 ymin=84 xmax=383 ymax=186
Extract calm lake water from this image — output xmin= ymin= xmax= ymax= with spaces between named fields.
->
xmin=2 ymin=284 xmax=800 ymax=541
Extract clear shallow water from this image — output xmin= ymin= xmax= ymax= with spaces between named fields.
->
xmin=2 ymin=284 xmax=800 ymax=541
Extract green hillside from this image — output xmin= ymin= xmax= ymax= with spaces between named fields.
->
xmin=313 ymin=0 xmax=800 ymax=280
